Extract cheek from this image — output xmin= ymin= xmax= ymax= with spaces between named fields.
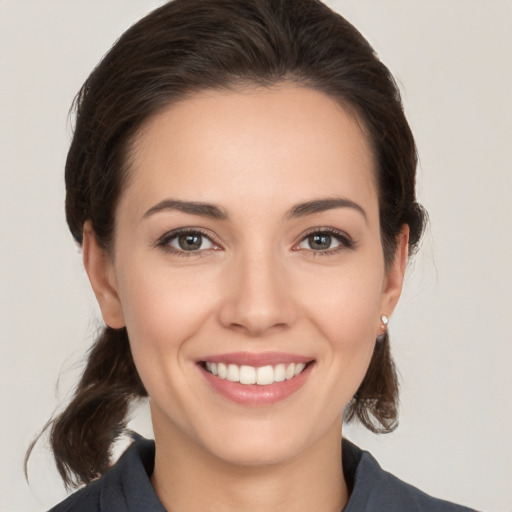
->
xmin=114 ymin=261 xmax=224 ymax=427
xmin=301 ymin=258 xmax=384 ymax=342
xmin=298 ymin=254 xmax=384 ymax=390
xmin=119 ymin=250 xmax=212 ymax=325
xmin=114 ymin=260 xmax=219 ymax=371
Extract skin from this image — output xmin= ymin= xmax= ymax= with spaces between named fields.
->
xmin=83 ymin=85 xmax=408 ymax=512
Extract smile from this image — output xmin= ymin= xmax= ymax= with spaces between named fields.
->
xmin=204 ymin=362 xmax=307 ymax=385
xmin=198 ymin=353 xmax=315 ymax=405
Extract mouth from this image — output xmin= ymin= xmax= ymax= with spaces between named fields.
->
xmin=200 ymin=361 xmax=310 ymax=385
xmin=197 ymin=354 xmax=315 ymax=405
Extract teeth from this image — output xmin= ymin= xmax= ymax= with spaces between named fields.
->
xmin=205 ymin=362 xmax=218 ymax=376
xmin=204 ymin=361 xmax=308 ymax=385
xmin=227 ymin=364 xmax=239 ymax=382
xmin=217 ymin=362 xmax=227 ymax=379
xmin=295 ymin=363 xmax=305 ymax=375
xmin=256 ymin=365 xmax=274 ymax=385
xmin=274 ymin=364 xmax=286 ymax=382
xmin=240 ymin=365 xmax=256 ymax=384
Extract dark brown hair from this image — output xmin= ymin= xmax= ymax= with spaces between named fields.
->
xmin=34 ymin=0 xmax=426 ymax=487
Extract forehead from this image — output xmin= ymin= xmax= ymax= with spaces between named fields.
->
xmin=123 ymin=85 xmax=377 ymax=221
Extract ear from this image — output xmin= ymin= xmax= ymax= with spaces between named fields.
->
xmin=377 ymin=225 xmax=409 ymax=334
xmin=82 ymin=220 xmax=125 ymax=329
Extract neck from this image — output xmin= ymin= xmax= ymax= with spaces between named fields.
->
xmin=150 ymin=413 xmax=348 ymax=512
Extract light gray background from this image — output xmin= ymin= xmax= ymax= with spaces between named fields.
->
xmin=1 ymin=1 xmax=511 ymax=510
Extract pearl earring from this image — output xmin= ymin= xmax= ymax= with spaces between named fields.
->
xmin=380 ymin=314 xmax=389 ymax=331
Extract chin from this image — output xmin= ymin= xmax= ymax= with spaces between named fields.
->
xmin=195 ymin=414 xmax=332 ymax=468
xmin=208 ymin=435 xmax=306 ymax=467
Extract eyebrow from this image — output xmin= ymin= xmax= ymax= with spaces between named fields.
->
xmin=142 ymin=197 xmax=367 ymax=222
xmin=286 ymin=198 xmax=368 ymax=223
xmin=143 ymin=199 xmax=228 ymax=220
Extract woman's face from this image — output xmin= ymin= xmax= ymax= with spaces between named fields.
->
xmin=85 ymin=85 xmax=407 ymax=466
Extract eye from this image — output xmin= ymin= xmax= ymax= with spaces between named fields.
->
xmin=172 ymin=232 xmax=213 ymax=251
xmin=157 ymin=229 xmax=219 ymax=255
xmin=295 ymin=229 xmax=353 ymax=254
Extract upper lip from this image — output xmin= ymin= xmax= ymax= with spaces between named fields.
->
xmin=197 ymin=352 xmax=314 ymax=367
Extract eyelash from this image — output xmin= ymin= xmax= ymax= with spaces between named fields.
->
xmin=155 ymin=227 xmax=355 ymax=257
xmin=294 ymin=227 xmax=355 ymax=256
xmin=156 ymin=228 xmax=220 ymax=257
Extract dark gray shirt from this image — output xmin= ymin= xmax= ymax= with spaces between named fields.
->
xmin=49 ymin=434 xmax=476 ymax=511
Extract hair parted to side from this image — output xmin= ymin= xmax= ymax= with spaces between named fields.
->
xmin=33 ymin=0 xmax=426 ymax=488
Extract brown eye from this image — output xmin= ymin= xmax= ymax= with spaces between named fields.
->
xmin=307 ymin=234 xmax=333 ymax=250
xmin=164 ymin=231 xmax=216 ymax=252
xmin=299 ymin=232 xmax=341 ymax=251
xmin=296 ymin=229 xmax=353 ymax=254
xmin=178 ymin=233 xmax=203 ymax=251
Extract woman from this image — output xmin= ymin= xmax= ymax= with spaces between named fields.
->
xmin=35 ymin=0 xmax=475 ymax=510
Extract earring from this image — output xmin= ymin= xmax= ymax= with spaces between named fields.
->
xmin=380 ymin=314 xmax=389 ymax=332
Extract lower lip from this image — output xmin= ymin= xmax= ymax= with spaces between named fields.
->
xmin=200 ymin=363 xmax=314 ymax=406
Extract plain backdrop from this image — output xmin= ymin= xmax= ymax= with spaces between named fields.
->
xmin=1 ymin=1 xmax=511 ymax=511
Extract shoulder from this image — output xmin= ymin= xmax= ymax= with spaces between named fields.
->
xmin=342 ymin=439 xmax=477 ymax=512
xmin=47 ymin=435 xmax=165 ymax=512
xmin=47 ymin=479 xmax=102 ymax=512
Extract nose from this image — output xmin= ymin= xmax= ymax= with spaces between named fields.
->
xmin=218 ymin=249 xmax=297 ymax=337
